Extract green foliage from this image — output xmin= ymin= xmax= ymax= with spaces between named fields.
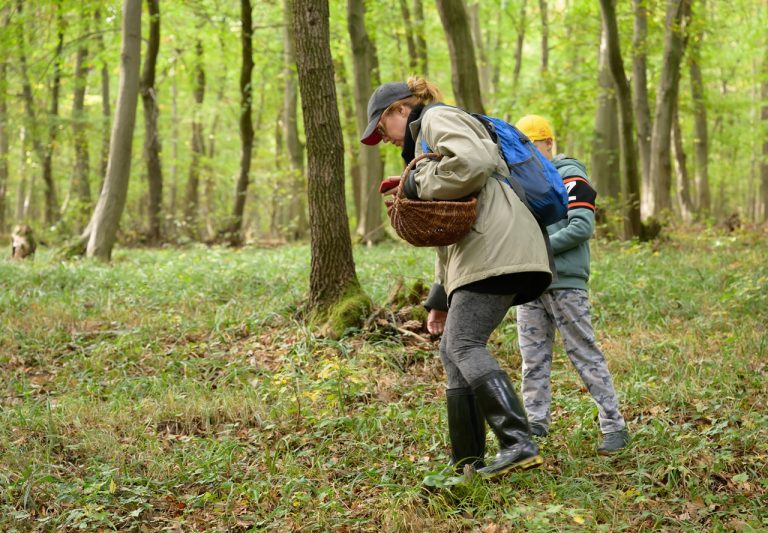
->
xmin=1 ymin=229 xmax=767 ymax=530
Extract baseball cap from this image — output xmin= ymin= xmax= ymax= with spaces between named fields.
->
xmin=515 ymin=114 xmax=555 ymax=141
xmin=360 ymin=82 xmax=413 ymax=145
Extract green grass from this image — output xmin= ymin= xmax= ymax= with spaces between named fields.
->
xmin=1 ymin=228 xmax=767 ymax=531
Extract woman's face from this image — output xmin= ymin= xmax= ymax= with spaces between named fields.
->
xmin=377 ymin=104 xmax=410 ymax=148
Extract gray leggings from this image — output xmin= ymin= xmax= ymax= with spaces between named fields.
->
xmin=439 ymin=289 xmax=517 ymax=388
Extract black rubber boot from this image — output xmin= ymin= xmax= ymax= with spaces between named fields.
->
xmin=445 ymin=387 xmax=486 ymax=472
xmin=471 ymin=371 xmax=543 ymax=478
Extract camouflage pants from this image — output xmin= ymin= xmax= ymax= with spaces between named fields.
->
xmin=517 ymin=289 xmax=626 ymax=434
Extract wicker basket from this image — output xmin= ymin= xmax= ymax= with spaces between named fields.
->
xmin=386 ymin=153 xmax=477 ymax=247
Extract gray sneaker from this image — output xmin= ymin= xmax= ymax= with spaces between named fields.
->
xmin=597 ymin=428 xmax=629 ymax=455
xmin=530 ymin=423 xmax=548 ymax=437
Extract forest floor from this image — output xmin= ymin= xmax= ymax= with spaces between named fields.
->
xmin=1 ymin=226 xmax=767 ymax=531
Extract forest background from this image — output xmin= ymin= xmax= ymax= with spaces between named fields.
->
xmin=1 ymin=0 xmax=767 ymax=531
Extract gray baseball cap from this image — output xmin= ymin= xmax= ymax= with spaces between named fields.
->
xmin=360 ymin=82 xmax=413 ymax=145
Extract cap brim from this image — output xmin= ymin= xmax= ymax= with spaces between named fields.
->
xmin=360 ymin=113 xmax=383 ymax=145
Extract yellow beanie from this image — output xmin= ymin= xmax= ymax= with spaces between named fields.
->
xmin=515 ymin=114 xmax=555 ymax=141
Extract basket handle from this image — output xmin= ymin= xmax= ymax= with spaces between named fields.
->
xmin=396 ymin=152 xmax=442 ymax=200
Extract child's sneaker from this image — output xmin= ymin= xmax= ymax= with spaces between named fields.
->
xmin=597 ymin=428 xmax=629 ymax=455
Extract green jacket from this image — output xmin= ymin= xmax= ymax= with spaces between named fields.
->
xmin=547 ymin=155 xmax=597 ymax=291
xmin=408 ymin=105 xmax=552 ymax=304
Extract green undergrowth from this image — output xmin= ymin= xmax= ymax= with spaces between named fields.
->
xmin=1 ymin=228 xmax=767 ymax=531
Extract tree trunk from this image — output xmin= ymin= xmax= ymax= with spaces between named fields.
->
xmin=592 ymin=13 xmax=621 ymax=200
xmin=40 ymin=5 xmax=64 ymax=226
xmin=335 ymin=58 xmax=363 ymax=231
xmin=648 ymin=0 xmax=692 ymax=217
xmin=599 ymin=0 xmax=641 ymax=238
xmin=85 ymin=0 xmax=142 ymax=261
xmin=283 ymin=0 xmax=307 ymax=241
xmin=413 ymin=0 xmax=428 ymax=76
xmin=169 ymin=49 xmax=180 ymax=219
xmin=689 ymin=0 xmax=710 ymax=217
xmin=436 ymin=0 xmax=485 ymax=114
xmin=15 ymin=128 xmax=27 ymax=221
xmin=0 ymin=9 xmax=8 ymax=232
xmin=141 ymin=0 xmax=163 ymax=244
xmin=184 ymin=39 xmax=206 ymax=238
xmin=761 ymin=41 xmax=768 ymax=222
xmin=398 ymin=0 xmax=419 ymax=72
xmin=227 ymin=0 xmax=254 ymax=245
xmin=672 ymin=102 xmax=694 ymax=222
xmin=633 ymin=0 xmax=652 ymax=213
xmin=71 ymin=35 xmax=92 ymax=219
xmin=512 ymin=0 xmax=528 ymax=89
xmin=292 ymin=0 xmax=363 ymax=317
xmin=468 ymin=2 xmax=491 ymax=95
xmin=348 ymin=0 xmax=384 ymax=245
xmin=539 ymin=0 xmax=549 ymax=74
xmin=94 ymin=8 xmax=111 ymax=191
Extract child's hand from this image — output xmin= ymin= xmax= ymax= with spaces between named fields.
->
xmin=427 ymin=309 xmax=447 ymax=336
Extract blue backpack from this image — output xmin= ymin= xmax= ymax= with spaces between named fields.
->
xmin=471 ymin=114 xmax=568 ymax=226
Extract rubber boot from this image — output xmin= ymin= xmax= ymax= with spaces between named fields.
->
xmin=471 ymin=371 xmax=543 ymax=478
xmin=445 ymin=387 xmax=486 ymax=472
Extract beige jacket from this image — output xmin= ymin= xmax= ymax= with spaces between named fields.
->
xmin=408 ymin=105 xmax=552 ymax=300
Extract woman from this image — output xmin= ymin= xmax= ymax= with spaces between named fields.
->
xmin=361 ymin=78 xmax=553 ymax=478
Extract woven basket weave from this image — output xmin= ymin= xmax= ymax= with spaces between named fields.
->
xmin=386 ymin=152 xmax=477 ymax=247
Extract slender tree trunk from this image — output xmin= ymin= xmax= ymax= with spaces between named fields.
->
xmin=95 ymin=8 xmax=111 ymax=190
xmin=413 ymin=0 xmax=428 ymax=76
xmin=67 ymin=29 xmax=92 ymax=230
xmin=436 ymin=0 xmax=485 ymax=114
xmin=292 ymin=0 xmax=362 ymax=315
xmin=648 ymin=0 xmax=692 ymax=217
xmin=15 ymin=128 xmax=26 ymax=221
xmin=633 ymin=0 xmax=653 ymax=213
xmin=335 ymin=58 xmax=363 ymax=229
xmin=228 ymin=0 xmax=254 ymax=245
xmin=539 ymin=0 xmax=549 ymax=74
xmin=761 ymin=41 xmax=768 ymax=222
xmin=468 ymin=2 xmax=491 ymax=95
xmin=40 ymin=4 xmax=64 ymax=226
xmin=85 ymin=0 xmax=142 ymax=261
xmin=169 ymin=49 xmax=180 ymax=219
xmin=184 ymin=39 xmax=206 ymax=238
xmin=689 ymin=0 xmax=710 ymax=217
xmin=672 ymin=102 xmax=694 ymax=222
xmin=512 ymin=0 xmax=527 ymax=89
xmin=348 ymin=0 xmax=384 ymax=244
xmin=398 ymin=0 xmax=419 ymax=72
xmin=283 ymin=0 xmax=307 ymax=241
xmin=141 ymin=0 xmax=163 ymax=243
xmin=599 ymin=0 xmax=642 ymax=238
xmin=592 ymin=12 xmax=621 ymax=200
xmin=0 ymin=9 xmax=8 ymax=232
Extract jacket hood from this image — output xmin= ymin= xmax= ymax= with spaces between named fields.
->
xmin=552 ymin=155 xmax=588 ymax=179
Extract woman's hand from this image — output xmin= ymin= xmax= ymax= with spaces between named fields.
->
xmin=427 ymin=309 xmax=448 ymax=336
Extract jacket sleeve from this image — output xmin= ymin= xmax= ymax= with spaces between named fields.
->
xmin=410 ymin=108 xmax=501 ymax=201
xmin=548 ymin=176 xmax=597 ymax=254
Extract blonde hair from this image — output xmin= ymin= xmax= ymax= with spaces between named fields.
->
xmin=384 ymin=77 xmax=443 ymax=117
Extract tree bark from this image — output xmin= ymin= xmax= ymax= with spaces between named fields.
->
xmin=633 ymin=0 xmax=652 ymax=212
xmin=0 ymin=62 xmax=7 ymax=232
xmin=348 ymin=0 xmax=384 ymax=245
xmin=227 ymin=0 xmax=255 ymax=245
xmin=648 ymin=0 xmax=692 ymax=217
xmin=283 ymin=0 xmax=307 ymax=241
xmin=398 ymin=0 xmax=419 ymax=72
xmin=86 ymin=0 xmax=142 ymax=261
xmin=689 ymin=0 xmax=710 ymax=216
xmin=71 ymin=35 xmax=92 ymax=220
xmin=40 ymin=4 xmax=64 ymax=226
xmin=539 ymin=0 xmax=549 ymax=74
xmin=591 ymin=12 xmax=621 ymax=200
xmin=184 ymin=39 xmax=206 ymax=237
xmin=413 ymin=0 xmax=429 ymax=76
xmin=468 ymin=2 xmax=491 ymax=95
xmin=599 ymin=0 xmax=641 ymax=238
xmin=141 ymin=0 xmax=163 ymax=244
xmin=672 ymin=102 xmax=694 ymax=222
xmin=94 ymin=8 xmax=112 ymax=191
xmin=761 ymin=39 xmax=768 ymax=222
xmin=436 ymin=0 xmax=485 ymax=113
xmin=292 ymin=0 xmax=362 ymax=315
xmin=512 ymin=0 xmax=528 ymax=89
